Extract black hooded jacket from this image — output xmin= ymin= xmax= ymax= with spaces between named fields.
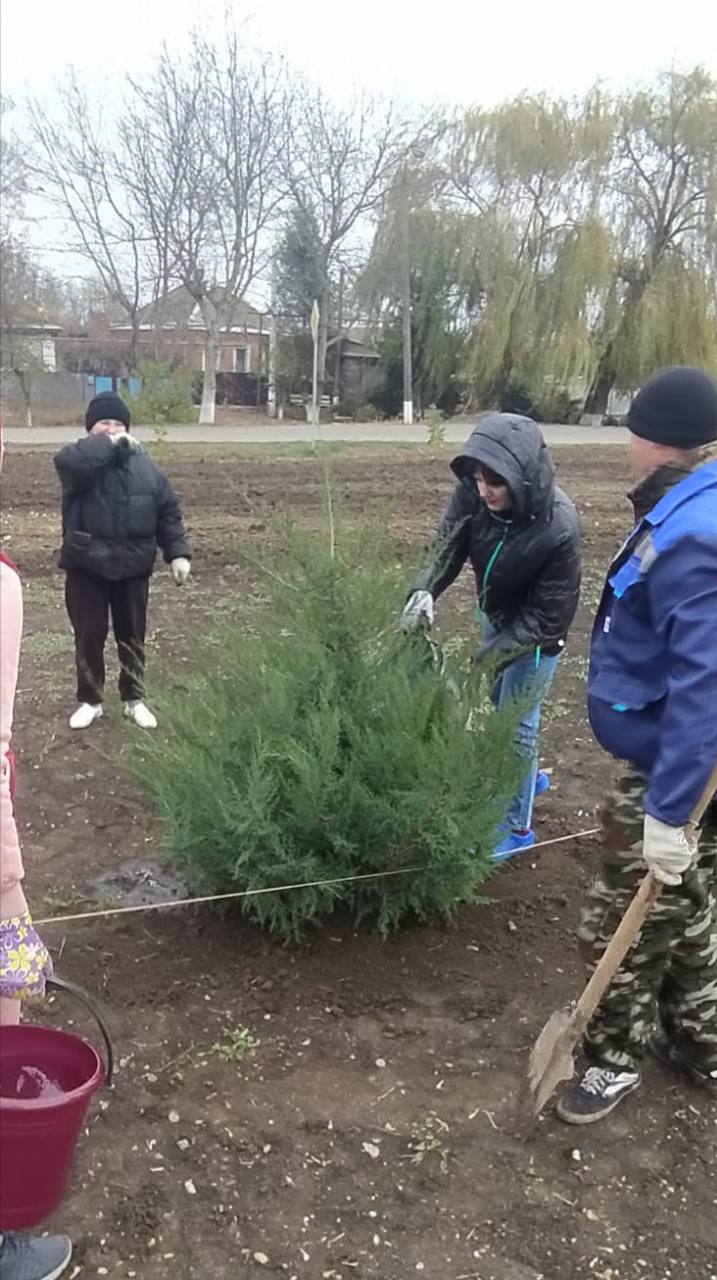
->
xmin=55 ymin=433 xmax=191 ymax=581
xmin=413 ymin=414 xmax=581 ymax=656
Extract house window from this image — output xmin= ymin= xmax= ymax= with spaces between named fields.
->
xmin=233 ymin=346 xmax=250 ymax=373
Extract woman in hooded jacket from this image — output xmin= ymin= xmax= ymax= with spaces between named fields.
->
xmin=402 ymin=413 xmax=581 ymax=861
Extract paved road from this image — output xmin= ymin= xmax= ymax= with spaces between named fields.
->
xmin=3 ymin=421 xmax=628 ymax=446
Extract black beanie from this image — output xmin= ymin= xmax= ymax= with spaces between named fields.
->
xmin=628 ymin=366 xmax=717 ymax=449
xmin=85 ymin=392 xmax=131 ymax=433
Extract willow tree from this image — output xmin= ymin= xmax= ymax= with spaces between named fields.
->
xmin=448 ymin=91 xmax=612 ymax=405
xmin=585 ymin=68 xmax=717 ymax=414
xmin=361 ymin=147 xmax=479 ymax=415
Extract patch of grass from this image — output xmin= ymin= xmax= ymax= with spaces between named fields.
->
xmin=156 ymin=440 xmax=436 ymax=463
xmin=22 ymin=629 xmax=73 ymax=660
xmin=566 ymin=653 xmax=590 ymax=683
xmin=211 ymin=1025 xmax=260 ymax=1064
xmin=405 ymin=1114 xmax=450 ymax=1171
xmin=543 ymin=697 xmax=571 ymax=723
xmin=35 ymin=892 xmax=94 ymax=922
xmin=22 ymin=578 xmax=63 ymax=607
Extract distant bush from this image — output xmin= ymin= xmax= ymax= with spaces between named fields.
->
xmin=135 ymin=517 xmax=523 ymax=940
xmin=127 ymin=362 xmax=195 ymax=426
xmin=425 ymin=404 xmax=446 ymax=447
xmin=499 ymin=374 xmax=537 ymax=416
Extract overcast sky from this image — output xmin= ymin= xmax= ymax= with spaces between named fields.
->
xmin=2 ymin=0 xmax=716 ymax=106
xmin=2 ymin=0 xmax=715 ymax=293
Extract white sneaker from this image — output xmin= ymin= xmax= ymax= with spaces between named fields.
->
xmin=124 ymin=700 xmax=158 ymax=730
xmin=69 ymin=703 xmax=103 ymax=730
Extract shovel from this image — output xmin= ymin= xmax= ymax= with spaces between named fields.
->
xmin=526 ymin=759 xmax=717 ymax=1118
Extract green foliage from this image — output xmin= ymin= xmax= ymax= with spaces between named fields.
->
xmin=127 ymin=361 xmax=194 ymax=426
xmin=212 ymin=1026 xmax=260 ymax=1063
xmin=406 ymin=1114 xmax=450 ymax=1171
xmin=135 ymin=517 xmax=523 ymax=940
xmin=425 ymin=405 xmax=446 ymax=447
xmin=363 ymin=203 xmax=474 ymax=412
xmin=273 ymin=205 xmax=326 ymax=329
xmin=499 ymin=373 xmax=537 ymax=416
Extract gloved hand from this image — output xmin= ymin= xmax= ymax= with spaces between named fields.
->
xmin=0 ymin=913 xmax=53 ymax=1000
xmin=472 ymin=633 xmax=520 ymax=678
xmin=643 ymin=814 xmax=698 ymax=886
xmin=112 ymin=432 xmax=144 ymax=453
xmin=400 ymin=590 xmax=434 ymax=633
xmin=171 ymin=557 xmax=191 ymax=586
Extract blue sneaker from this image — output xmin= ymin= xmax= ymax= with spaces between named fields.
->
xmin=0 ymin=1232 xmax=72 ymax=1280
xmin=492 ymin=829 xmax=536 ymax=863
xmin=534 ymin=770 xmax=550 ymax=796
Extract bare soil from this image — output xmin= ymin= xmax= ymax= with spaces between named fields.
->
xmin=2 ymin=445 xmax=715 ymax=1280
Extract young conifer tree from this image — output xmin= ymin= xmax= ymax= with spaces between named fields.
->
xmin=136 ymin=516 xmax=523 ymax=939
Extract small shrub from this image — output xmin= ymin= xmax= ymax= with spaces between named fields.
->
xmin=406 ymin=1114 xmax=450 ymax=1170
xmin=127 ymin=362 xmax=194 ymax=426
xmin=499 ymin=374 xmax=536 ymax=416
xmin=425 ymin=405 xmax=446 ymax=448
xmin=212 ymin=1026 xmax=260 ymax=1063
xmin=135 ymin=517 xmax=523 ymax=940
xmin=532 ymin=389 xmax=583 ymax=425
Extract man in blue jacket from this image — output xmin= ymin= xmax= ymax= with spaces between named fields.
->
xmin=558 ymin=366 xmax=717 ymax=1124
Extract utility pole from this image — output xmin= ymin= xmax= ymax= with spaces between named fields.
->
xmin=310 ymin=298 xmax=320 ymax=431
xmin=256 ymin=311 xmax=264 ymax=410
xmin=400 ymin=169 xmax=413 ymax=426
xmin=267 ymin=300 xmax=277 ymax=418
xmin=334 ymin=266 xmax=345 ymax=406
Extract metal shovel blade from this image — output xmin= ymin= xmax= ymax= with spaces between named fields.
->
xmin=526 ymin=1006 xmax=577 ymax=1118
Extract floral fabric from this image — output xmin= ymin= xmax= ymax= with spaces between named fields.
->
xmin=0 ymin=913 xmax=53 ymax=1000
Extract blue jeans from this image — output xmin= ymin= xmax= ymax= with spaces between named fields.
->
xmin=481 ymin=618 xmax=560 ymax=832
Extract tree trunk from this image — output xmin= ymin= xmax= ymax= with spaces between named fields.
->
xmin=128 ymin=316 xmax=141 ymax=373
xmin=18 ymin=370 xmax=33 ymax=428
xmin=492 ymin=345 xmax=515 ymax=410
xmin=585 ymin=261 xmax=657 ymax=418
xmin=199 ymin=331 xmax=218 ymax=426
xmin=583 ymin=346 xmax=615 ymax=418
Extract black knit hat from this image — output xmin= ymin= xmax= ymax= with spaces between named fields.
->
xmin=628 ymin=366 xmax=717 ymax=449
xmin=85 ymin=392 xmax=131 ymax=433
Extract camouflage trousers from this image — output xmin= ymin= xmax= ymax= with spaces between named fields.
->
xmin=579 ymin=768 xmax=717 ymax=1073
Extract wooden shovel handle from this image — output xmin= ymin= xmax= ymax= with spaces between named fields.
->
xmin=573 ymin=759 xmax=717 ymax=1029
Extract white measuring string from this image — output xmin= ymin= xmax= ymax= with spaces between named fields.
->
xmin=34 ymin=826 xmax=601 ymax=927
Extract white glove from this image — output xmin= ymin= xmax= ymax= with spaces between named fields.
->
xmin=400 ymin=590 xmax=434 ymax=633
xmin=113 ymin=432 xmax=143 ymax=453
xmin=171 ymin=557 xmax=191 ymax=586
xmin=642 ymin=814 xmax=698 ymax=886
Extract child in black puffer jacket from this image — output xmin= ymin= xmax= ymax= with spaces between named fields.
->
xmin=55 ymin=392 xmax=191 ymax=730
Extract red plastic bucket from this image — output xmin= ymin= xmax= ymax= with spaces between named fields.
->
xmin=0 ymin=978 xmax=113 ymax=1230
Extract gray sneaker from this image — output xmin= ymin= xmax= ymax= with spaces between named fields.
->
xmin=556 ymin=1066 xmax=641 ymax=1124
xmin=0 ymin=1233 xmax=72 ymax=1280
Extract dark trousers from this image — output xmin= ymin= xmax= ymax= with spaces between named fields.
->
xmin=65 ymin=570 xmax=150 ymax=704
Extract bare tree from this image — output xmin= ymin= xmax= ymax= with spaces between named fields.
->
xmin=127 ymin=32 xmax=290 ymax=423
xmin=28 ymin=73 xmax=151 ymax=368
xmin=0 ymin=97 xmax=27 ymax=234
xmin=0 ymin=237 xmax=66 ymax=426
xmin=282 ymin=90 xmax=416 ymax=402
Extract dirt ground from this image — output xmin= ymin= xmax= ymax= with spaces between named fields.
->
xmin=2 ymin=444 xmax=715 ymax=1280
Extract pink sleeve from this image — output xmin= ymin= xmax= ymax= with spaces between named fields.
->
xmin=1 ymin=560 xmax=27 ymax=919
